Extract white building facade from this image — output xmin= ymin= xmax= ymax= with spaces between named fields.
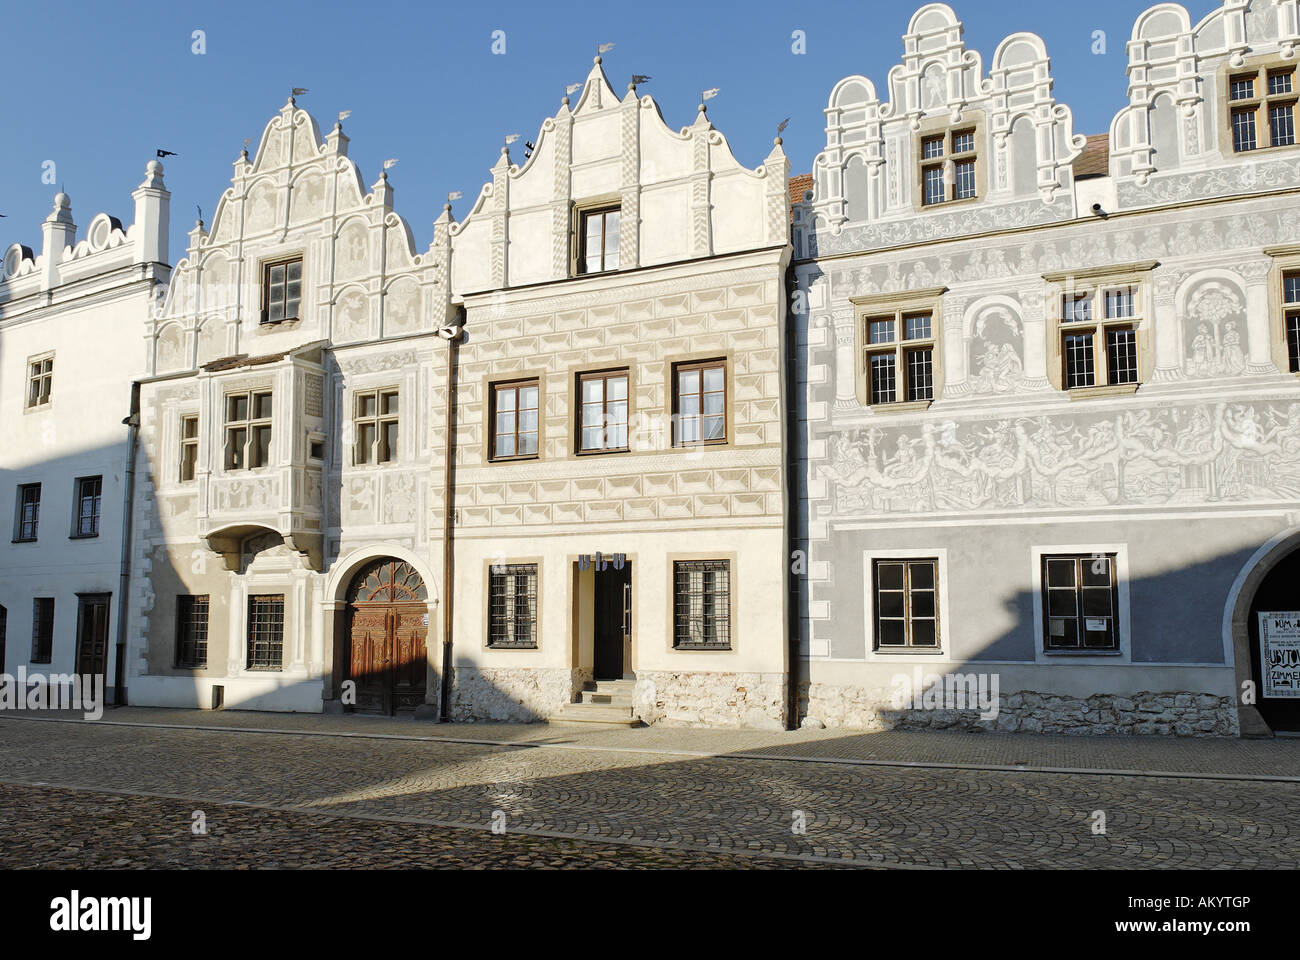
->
xmin=0 ymin=163 xmax=170 ymax=699
xmin=792 ymin=1 xmax=1300 ymax=736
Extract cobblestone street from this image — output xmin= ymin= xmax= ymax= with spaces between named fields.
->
xmin=1 ymin=713 xmax=1297 ymax=869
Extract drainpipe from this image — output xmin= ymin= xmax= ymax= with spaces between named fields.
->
xmin=114 ymin=382 xmax=141 ymax=707
xmin=784 ymin=263 xmax=801 ymax=731
xmin=438 ymin=306 xmax=464 ymax=722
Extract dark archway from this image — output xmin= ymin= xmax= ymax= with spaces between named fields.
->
xmin=345 ymin=559 xmax=429 ymax=715
xmin=1246 ymin=546 xmax=1300 ymax=733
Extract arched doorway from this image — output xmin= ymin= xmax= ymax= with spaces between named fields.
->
xmin=346 ymin=558 xmax=429 ymax=715
xmin=1246 ymin=546 xmax=1300 ymax=733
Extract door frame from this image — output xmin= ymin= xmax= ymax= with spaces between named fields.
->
xmin=570 ymin=551 xmax=638 ymax=681
xmin=74 ymin=593 xmax=112 ymax=678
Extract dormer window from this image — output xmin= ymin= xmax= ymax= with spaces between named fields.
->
xmin=577 ymin=205 xmax=620 ymax=275
xmin=261 ymin=257 xmax=302 ymax=324
xmin=919 ymin=128 xmax=978 ymax=206
xmin=1227 ymin=64 xmax=1296 ymax=153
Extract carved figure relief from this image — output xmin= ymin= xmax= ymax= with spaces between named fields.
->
xmin=1185 ymin=281 xmax=1248 ymax=378
xmin=967 ymin=307 xmax=1027 ymax=395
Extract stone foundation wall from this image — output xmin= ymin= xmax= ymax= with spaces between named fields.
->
xmin=450 ymin=667 xmax=588 ymax=722
xmin=799 ymin=683 xmax=1239 ymax=737
xmin=634 ymin=671 xmax=787 ymax=730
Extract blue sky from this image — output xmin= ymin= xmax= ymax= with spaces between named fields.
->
xmin=1 ymin=0 xmax=1221 ymax=263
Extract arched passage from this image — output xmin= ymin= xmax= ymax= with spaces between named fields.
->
xmin=1227 ymin=528 xmax=1300 ymax=735
xmin=343 ymin=558 xmax=430 ymax=715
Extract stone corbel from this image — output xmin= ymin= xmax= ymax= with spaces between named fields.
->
xmin=285 ymin=532 xmax=324 ymax=572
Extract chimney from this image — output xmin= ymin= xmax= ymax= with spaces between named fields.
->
xmin=132 ymin=159 xmax=170 ymax=266
xmin=40 ymin=192 xmax=76 ymax=290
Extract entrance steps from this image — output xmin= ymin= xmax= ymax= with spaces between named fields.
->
xmin=547 ymin=679 xmax=640 ymax=727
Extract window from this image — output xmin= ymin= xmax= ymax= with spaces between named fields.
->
xmin=246 ymin=595 xmax=284 ymax=670
xmin=673 ymin=360 xmax=726 ymax=445
xmin=490 ymin=380 xmax=539 ymax=460
xmin=578 ymin=205 xmax=620 ymax=274
xmin=72 ymin=476 xmax=102 ymax=538
xmin=919 ymin=127 xmax=978 ymax=205
xmin=488 ymin=563 xmax=538 ymax=648
xmin=862 ymin=309 xmax=937 ymax=405
xmin=1042 ymin=554 xmax=1119 ymax=652
xmin=175 ymin=595 xmax=209 ymax=669
xmin=261 ymin=258 xmax=302 ymax=324
xmin=1057 ymin=283 xmax=1143 ymax=390
xmin=1286 ymin=271 xmax=1300 ymax=373
xmin=354 ymin=389 xmax=399 ymax=465
xmin=577 ymin=369 xmax=629 ymax=452
xmin=872 ymin=559 xmax=939 ymax=650
xmin=224 ymin=390 xmax=272 ymax=470
xmin=15 ymin=484 xmax=40 ymax=542
xmin=673 ymin=560 xmax=732 ymax=649
xmin=31 ymin=598 xmax=54 ymax=664
xmin=0 ymin=604 xmax=6 ymax=672
xmin=26 ymin=355 xmax=53 ymax=408
xmin=1227 ymin=64 xmax=1296 ymax=152
xmin=180 ymin=415 xmax=199 ymax=482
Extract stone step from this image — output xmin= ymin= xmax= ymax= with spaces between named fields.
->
xmin=548 ymin=702 xmax=640 ymax=727
xmin=581 ymin=690 xmax=634 ymax=706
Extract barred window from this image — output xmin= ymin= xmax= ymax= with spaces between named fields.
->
xmin=488 ymin=564 xmax=538 ymax=648
xmin=1056 ymin=282 xmax=1143 ymax=390
xmin=73 ymin=476 xmax=102 ymax=538
xmin=491 ymin=380 xmax=539 ymax=460
xmin=180 ymin=415 xmax=199 ymax=482
xmin=1042 ymin=554 xmax=1119 ymax=652
xmin=31 ymin=597 xmax=54 ymax=664
xmin=673 ymin=560 xmax=731 ymax=650
xmin=262 ymin=258 xmax=302 ymax=324
xmin=15 ymin=483 xmax=40 ymax=542
xmin=1227 ymin=65 xmax=1296 ymax=152
xmin=873 ymin=559 xmax=939 ymax=650
xmin=246 ymin=595 xmax=284 ymax=670
xmin=860 ymin=299 xmax=942 ymax=407
xmin=919 ymin=127 xmax=978 ymax=205
xmin=176 ymin=595 xmax=209 ymax=669
xmin=26 ymin=355 xmax=53 ymax=409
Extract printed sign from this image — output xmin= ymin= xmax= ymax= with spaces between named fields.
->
xmin=1258 ymin=612 xmax=1300 ymax=699
xmin=1084 ymin=618 xmax=1107 ymax=632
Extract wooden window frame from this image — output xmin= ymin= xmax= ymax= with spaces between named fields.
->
xmin=260 ymin=257 xmax=303 ymax=325
xmin=353 ymin=388 xmax=400 ymax=466
xmin=575 ymin=368 xmax=630 ymax=454
xmin=31 ymin=597 xmax=54 ymax=664
xmin=179 ymin=414 xmax=199 ymax=482
xmin=175 ymin=594 xmax=209 ymax=669
xmin=574 ymin=203 xmax=621 ymax=276
xmin=871 ymin=558 xmax=941 ymax=652
xmin=489 ymin=379 xmax=541 ymax=462
xmin=1041 ymin=553 xmax=1120 ymax=653
xmin=671 ymin=359 xmax=728 ymax=447
xmin=487 ymin=562 xmax=539 ymax=649
xmin=223 ymin=389 xmax=273 ymax=471
xmin=913 ymin=118 xmax=982 ymax=209
xmin=851 ymin=288 xmax=945 ymax=411
xmin=71 ymin=475 xmax=102 ymax=539
xmin=1221 ymin=58 xmax=1297 ymax=156
xmin=246 ymin=594 xmax=285 ymax=671
xmin=14 ymin=483 xmax=40 ymax=543
xmin=1044 ymin=263 xmax=1155 ymax=397
xmin=25 ymin=353 xmax=53 ymax=409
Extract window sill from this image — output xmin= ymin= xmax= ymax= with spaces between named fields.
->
xmin=673 ymin=644 xmax=733 ymax=652
xmin=488 ymin=455 xmax=540 ymax=464
xmin=1042 ymin=648 xmax=1123 ymax=656
xmin=69 ymin=533 xmax=100 ymax=541
xmin=11 ymin=538 xmax=37 ymax=545
xmin=575 ymin=447 xmax=630 ymax=457
xmin=486 ymin=644 xmax=539 ymax=651
xmin=919 ymin=195 xmax=980 ymax=212
xmin=672 ymin=439 xmax=729 ymax=450
xmin=23 ymin=403 xmax=52 ymax=415
xmin=258 ymin=317 xmax=301 ymax=328
xmin=865 ymin=399 xmax=933 ymax=414
xmin=1066 ymin=383 xmax=1140 ymax=401
xmin=245 ymin=666 xmax=284 ymax=672
xmin=873 ymin=647 xmax=946 ymax=655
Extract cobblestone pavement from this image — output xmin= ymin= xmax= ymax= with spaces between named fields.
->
xmin=0 ymin=715 xmax=1297 ymax=868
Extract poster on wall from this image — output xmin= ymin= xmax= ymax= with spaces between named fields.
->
xmin=1258 ymin=612 xmax=1300 ymax=699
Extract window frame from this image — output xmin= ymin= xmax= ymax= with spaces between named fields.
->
xmin=1030 ymin=544 xmax=1130 ymax=663
xmin=179 ymin=414 xmax=200 ymax=482
xmin=352 ymin=387 xmax=400 ymax=466
xmin=851 ymin=287 xmax=946 ymax=410
xmin=870 ymin=557 xmax=942 ymax=653
xmin=671 ymin=358 xmax=728 ymax=447
xmin=175 ymin=594 xmax=210 ymax=669
xmin=14 ymin=483 xmax=40 ymax=543
xmin=574 ymin=202 xmax=622 ymax=276
xmin=671 ymin=558 xmax=734 ymax=651
xmin=31 ymin=597 xmax=54 ymax=664
xmin=575 ymin=367 xmax=631 ymax=455
xmin=486 ymin=561 xmax=539 ymax=649
xmin=1263 ymin=245 xmax=1300 ymax=375
xmin=913 ymin=118 xmax=982 ymax=209
xmin=71 ymin=475 xmax=102 ymax=539
xmin=223 ymin=389 xmax=273 ymax=471
xmin=260 ymin=256 xmax=303 ymax=325
xmin=1040 ymin=554 xmax=1121 ymax=653
xmin=246 ymin=594 xmax=285 ymax=671
xmin=1223 ymin=60 xmax=1297 ymax=154
xmin=25 ymin=353 xmax=53 ymax=410
xmin=1043 ymin=263 xmax=1155 ymax=396
xmin=489 ymin=378 xmax=541 ymax=462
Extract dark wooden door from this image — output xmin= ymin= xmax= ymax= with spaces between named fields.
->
xmin=346 ymin=560 xmax=429 ymax=715
xmin=75 ymin=594 xmax=111 ymax=677
xmin=594 ymin=564 xmax=631 ymax=680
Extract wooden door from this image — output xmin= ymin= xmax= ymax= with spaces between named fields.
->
xmin=594 ymin=565 xmax=631 ymax=680
xmin=75 ymin=594 xmax=111 ymax=677
xmin=346 ymin=560 xmax=429 ymax=715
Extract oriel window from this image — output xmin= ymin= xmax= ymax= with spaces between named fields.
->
xmin=354 ymin=389 xmax=399 ymax=465
xmin=262 ymin=258 xmax=302 ymax=324
xmin=224 ymin=390 xmax=273 ymax=470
